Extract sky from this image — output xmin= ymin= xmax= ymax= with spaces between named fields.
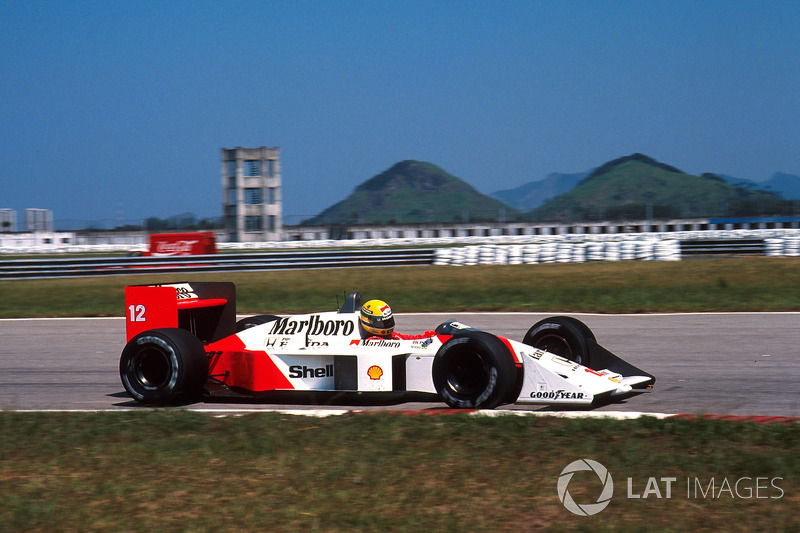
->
xmin=2 ymin=1 xmax=799 ymax=228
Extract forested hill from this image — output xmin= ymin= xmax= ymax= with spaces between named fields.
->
xmin=304 ymin=154 xmax=796 ymax=226
xmin=305 ymin=160 xmax=515 ymax=225
xmin=530 ymin=153 xmax=792 ymax=220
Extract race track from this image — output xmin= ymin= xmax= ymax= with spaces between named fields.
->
xmin=1 ymin=314 xmax=798 ymax=417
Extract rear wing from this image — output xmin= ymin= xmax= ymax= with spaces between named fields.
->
xmin=125 ymin=282 xmax=236 ymax=343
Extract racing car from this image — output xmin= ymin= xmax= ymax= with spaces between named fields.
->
xmin=120 ymin=282 xmax=655 ymax=408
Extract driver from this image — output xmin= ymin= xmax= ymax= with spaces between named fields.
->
xmin=359 ymin=299 xmax=436 ymax=340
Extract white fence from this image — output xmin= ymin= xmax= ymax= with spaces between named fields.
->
xmin=4 ymin=229 xmax=800 ymax=264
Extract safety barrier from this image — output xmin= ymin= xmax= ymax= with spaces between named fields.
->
xmin=4 ymin=228 xmax=800 ymax=254
xmin=0 ymin=249 xmax=435 ymax=280
xmin=433 ymin=239 xmax=681 ymax=265
xmin=680 ymin=239 xmax=766 ymax=256
xmin=766 ymin=237 xmax=800 ymax=256
xmin=4 ymin=230 xmax=800 ymax=278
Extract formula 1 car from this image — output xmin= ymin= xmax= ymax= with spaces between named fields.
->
xmin=120 ymin=282 xmax=655 ymax=408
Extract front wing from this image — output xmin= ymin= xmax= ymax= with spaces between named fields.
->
xmin=512 ymin=341 xmax=654 ymax=405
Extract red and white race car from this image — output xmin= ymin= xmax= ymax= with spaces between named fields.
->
xmin=120 ymin=282 xmax=655 ymax=409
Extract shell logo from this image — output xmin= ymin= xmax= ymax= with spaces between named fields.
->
xmin=367 ymin=365 xmax=383 ymax=380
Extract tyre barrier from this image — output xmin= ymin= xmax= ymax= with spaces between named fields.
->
xmin=766 ymin=237 xmax=800 ymax=257
xmin=433 ymin=240 xmax=681 ymax=266
xmin=5 ymin=230 xmax=800 ymax=276
xmin=434 ymin=234 xmax=800 ymax=266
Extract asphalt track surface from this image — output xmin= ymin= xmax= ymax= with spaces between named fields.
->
xmin=1 ymin=313 xmax=798 ymax=417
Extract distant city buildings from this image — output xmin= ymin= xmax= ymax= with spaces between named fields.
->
xmin=0 ymin=208 xmax=54 ymax=232
xmin=4 ymin=143 xmax=287 ymax=243
xmin=0 ymin=209 xmax=16 ymax=232
xmin=221 ymin=146 xmax=282 ymax=242
xmin=25 ymin=208 xmax=53 ymax=232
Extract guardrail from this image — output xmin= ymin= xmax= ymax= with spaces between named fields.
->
xmin=0 ymin=249 xmax=436 ymax=279
xmin=679 ymin=239 xmax=766 ymax=256
xmin=4 ymin=232 xmax=800 ymax=279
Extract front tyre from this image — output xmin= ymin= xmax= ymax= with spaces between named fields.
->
xmin=120 ymin=328 xmax=208 ymax=405
xmin=432 ymin=332 xmax=517 ymax=409
xmin=522 ymin=317 xmax=594 ymax=367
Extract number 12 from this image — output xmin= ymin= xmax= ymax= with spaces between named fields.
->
xmin=128 ymin=304 xmax=146 ymax=322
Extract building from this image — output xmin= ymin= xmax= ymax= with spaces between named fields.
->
xmin=221 ymin=147 xmax=282 ymax=242
xmin=24 ymin=208 xmax=53 ymax=232
xmin=0 ymin=209 xmax=16 ymax=232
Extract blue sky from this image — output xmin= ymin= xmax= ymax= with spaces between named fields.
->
xmin=2 ymin=1 xmax=799 ymax=228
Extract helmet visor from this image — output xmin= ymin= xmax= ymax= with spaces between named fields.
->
xmin=366 ymin=315 xmax=395 ymax=330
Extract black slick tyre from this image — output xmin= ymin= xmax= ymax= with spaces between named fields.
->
xmin=432 ymin=331 xmax=517 ymax=409
xmin=120 ymin=328 xmax=208 ymax=405
xmin=522 ymin=316 xmax=594 ymax=367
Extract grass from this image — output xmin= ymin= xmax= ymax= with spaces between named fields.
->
xmin=0 ymin=412 xmax=797 ymax=532
xmin=3 ymin=257 xmax=800 ymax=317
xmin=3 ymin=257 xmax=798 ymax=530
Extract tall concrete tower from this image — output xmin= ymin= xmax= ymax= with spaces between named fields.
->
xmin=25 ymin=209 xmax=53 ymax=232
xmin=221 ymin=147 xmax=282 ymax=242
xmin=0 ymin=209 xmax=17 ymax=232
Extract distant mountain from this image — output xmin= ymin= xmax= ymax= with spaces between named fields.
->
xmin=495 ymin=167 xmax=800 ymax=214
xmin=304 ymin=160 xmax=516 ymax=225
xmin=715 ymin=174 xmax=762 ymax=190
xmin=531 ymin=153 xmax=794 ymax=220
xmin=490 ymin=171 xmax=589 ymax=210
xmin=760 ymin=172 xmax=800 ymax=200
xmin=302 ymin=155 xmax=798 ymax=226
xmin=711 ymin=172 xmax=800 ymax=200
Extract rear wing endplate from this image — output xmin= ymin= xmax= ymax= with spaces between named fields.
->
xmin=125 ymin=282 xmax=236 ymax=343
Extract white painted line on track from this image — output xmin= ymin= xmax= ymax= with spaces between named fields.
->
xmin=8 ymin=408 xmax=673 ymax=419
xmin=8 ymin=408 xmax=351 ymax=417
xmin=484 ymin=410 xmax=672 ymax=420
xmin=7 ymin=408 xmax=798 ymax=422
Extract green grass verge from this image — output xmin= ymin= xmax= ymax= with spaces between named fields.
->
xmin=3 ymin=257 xmax=800 ymax=317
xmin=0 ymin=412 xmax=796 ymax=532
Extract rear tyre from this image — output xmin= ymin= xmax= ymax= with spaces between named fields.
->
xmin=235 ymin=314 xmax=280 ymax=332
xmin=432 ymin=332 xmax=517 ymax=409
xmin=522 ymin=317 xmax=594 ymax=367
xmin=120 ymin=328 xmax=208 ymax=405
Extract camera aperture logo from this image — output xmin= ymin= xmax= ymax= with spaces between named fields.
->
xmin=557 ymin=459 xmax=614 ymax=516
xmin=557 ymin=459 xmax=785 ymax=516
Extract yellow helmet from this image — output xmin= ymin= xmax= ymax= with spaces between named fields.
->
xmin=360 ymin=299 xmax=395 ymax=337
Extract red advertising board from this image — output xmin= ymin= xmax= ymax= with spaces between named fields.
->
xmin=144 ymin=232 xmax=217 ymax=257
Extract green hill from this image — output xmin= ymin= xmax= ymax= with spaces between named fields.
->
xmin=530 ymin=153 xmax=793 ymax=220
xmin=305 ymin=160 xmax=515 ymax=225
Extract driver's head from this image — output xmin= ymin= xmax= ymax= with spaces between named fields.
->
xmin=359 ymin=299 xmax=395 ymax=338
